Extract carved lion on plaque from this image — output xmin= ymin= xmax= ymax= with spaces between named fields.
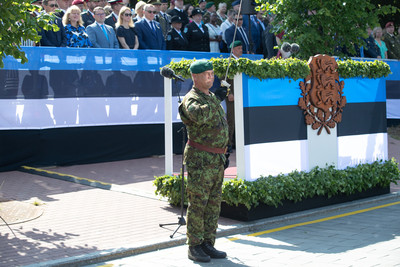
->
xmin=298 ymin=55 xmax=346 ymax=135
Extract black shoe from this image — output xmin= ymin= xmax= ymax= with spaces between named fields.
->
xmin=201 ymin=242 xmax=227 ymax=259
xmin=188 ymin=245 xmax=211 ymax=262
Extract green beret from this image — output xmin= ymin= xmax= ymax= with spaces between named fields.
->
xmin=190 ymin=60 xmax=213 ymax=74
xmin=205 ymin=2 xmax=214 ymax=9
xmin=230 ymin=40 xmax=242 ymax=48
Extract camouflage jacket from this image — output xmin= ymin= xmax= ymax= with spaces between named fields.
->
xmin=179 ymin=87 xmax=229 ymax=149
xmin=383 ymin=33 xmax=400 ymax=59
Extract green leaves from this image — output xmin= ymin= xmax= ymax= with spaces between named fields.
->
xmin=0 ymin=0 xmax=57 ymax=68
xmin=259 ymin=0 xmax=398 ymax=59
xmin=154 ymin=159 xmax=400 ymax=210
xmin=166 ymin=57 xmax=310 ymax=81
xmin=337 ymin=59 xmax=392 ymax=78
xmin=166 ymin=57 xmax=391 ymax=81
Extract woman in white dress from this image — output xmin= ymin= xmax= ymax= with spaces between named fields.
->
xmin=206 ymin=13 xmax=222 ymax=53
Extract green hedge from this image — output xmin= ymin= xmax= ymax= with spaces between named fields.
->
xmin=154 ymin=159 xmax=399 ymax=210
xmin=166 ymin=57 xmax=391 ymax=80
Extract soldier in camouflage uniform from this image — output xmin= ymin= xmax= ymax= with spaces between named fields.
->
xmin=178 ymin=60 xmax=229 ymax=263
xmin=383 ymin=22 xmax=400 ymax=60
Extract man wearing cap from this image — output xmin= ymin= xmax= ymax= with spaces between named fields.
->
xmin=225 ymin=40 xmax=242 ymax=153
xmin=383 ymin=22 xmax=400 ymax=60
xmin=166 ymin=16 xmax=188 ymax=50
xmin=179 ymin=60 xmax=229 ymax=263
xmin=231 ymin=0 xmax=240 ymax=12
xmin=152 ymin=0 xmax=169 ymax=38
xmin=72 ymin=0 xmax=86 ymax=12
xmin=134 ymin=3 xmax=166 ymax=49
xmin=167 ymin=0 xmax=189 ymax=30
xmin=202 ymin=2 xmax=220 ymax=25
xmin=105 ymin=0 xmax=124 ymax=29
xmin=184 ymin=8 xmax=210 ymax=51
xmin=82 ymin=0 xmax=103 ymax=27
xmin=198 ymin=0 xmax=206 ymax=13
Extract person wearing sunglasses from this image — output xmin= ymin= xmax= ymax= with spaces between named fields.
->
xmin=225 ymin=12 xmax=251 ymax=54
xmin=86 ymin=6 xmax=119 ymax=48
xmin=39 ymin=0 xmax=67 ymax=47
xmin=134 ymin=4 xmax=166 ymax=50
xmin=115 ymin=6 xmax=139 ymax=49
xmin=105 ymin=0 xmax=125 ymax=29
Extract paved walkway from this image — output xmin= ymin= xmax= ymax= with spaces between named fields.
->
xmin=87 ymin=198 xmax=400 ymax=266
xmin=0 ymin=136 xmax=399 ymax=266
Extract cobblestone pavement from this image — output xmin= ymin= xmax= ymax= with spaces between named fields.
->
xmin=0 ymin=136 xmax=399 ymax=266
xmin=87 ymin=198 xmax=400 ymax=267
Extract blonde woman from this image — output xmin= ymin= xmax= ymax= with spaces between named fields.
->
xmin=134 ymin=1 xmax=146 ymax=22
xmin=62 ymin=5 xmax=92 ymax=47
xmin=116 ymin=6 xmax=139 ymax=49
xmin=373 ymin=26 xmax=388 ymax=59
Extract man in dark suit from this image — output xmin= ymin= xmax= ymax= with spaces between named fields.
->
xmin=105 ymin=0 xmax=124 ymax=29
xmin=225 ymin=13 xmax=250 ymax=54
xmin=39 ymin=0 xmax=67 ymax=47
xmin=167 ymin=0 xmax=188 ymax=30
xmin=166 ymin=16 xmax=188 ymax=50
xmin=134 ymin=4 xmax=166 ymax=50
xmin=82 ymin=0 xmax=102 ymax=27
xmin=184 ymin=8 xmax=210 ymax=52
xmin=86 ymin=6 xmax=119 ymax=48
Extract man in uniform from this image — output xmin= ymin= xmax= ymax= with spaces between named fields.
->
xmin=225 ymin=40 xmax=242 ymax=153
xmin=82 ymin=0 xmax=103 ymax=27
xmin=167 ymin=0 xmax=189 ymax=30
xmin=153 ymin=0 xmax=170 ymax=38
xmin=105 ymin=0 xmax=125 ymax=29
xmin=179 ymin=60 xmax=229 ymax=262
xmin=166 ymin=16 xmax=188 ymax=50
xmin=184 ymin=8 xmax=210 ymax=52
xmin=198 ymin=0 xmax=206 ymax=13
xmin=383 ymin=22 xmax=400 ymax=60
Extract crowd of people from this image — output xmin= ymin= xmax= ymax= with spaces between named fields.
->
xmin=26 ymin=0 xmax=400 ymax=60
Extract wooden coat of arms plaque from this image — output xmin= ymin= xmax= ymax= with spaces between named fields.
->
xmin=298 ymin=55 xmax=346 ymax=135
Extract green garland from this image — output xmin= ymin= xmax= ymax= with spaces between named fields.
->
xmin=154 ymin=159 xmax=399 ymax=210
xmin=166 ymin=57 xmax=391 ymax=80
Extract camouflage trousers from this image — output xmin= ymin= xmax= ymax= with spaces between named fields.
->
xmin=185 ymin=146 xmax=225 ymax=246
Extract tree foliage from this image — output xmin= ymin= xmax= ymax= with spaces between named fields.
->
xmin=0 ymin=0 xmax=55 ymax=68
xmin=258 ymin=0 xmax=398 ymax=59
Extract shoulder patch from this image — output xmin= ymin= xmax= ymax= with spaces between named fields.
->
xmin=167 ymin=34 xmax=171 ymax=41
xmin=184 ymin=27 xmax=188 ymax=33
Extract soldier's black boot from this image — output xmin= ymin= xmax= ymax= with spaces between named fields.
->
xmin=201 ymin=242 xmax=227 ymax=258
xmin=188 ymin=245 xmax=211 ymax=262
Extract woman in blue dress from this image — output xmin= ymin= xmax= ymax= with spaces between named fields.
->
xmin=62 ymin=5 xmax=93 ymax=48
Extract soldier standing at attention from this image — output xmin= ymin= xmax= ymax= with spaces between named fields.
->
xmin=179 ymin=60 xmax=229 ymax=263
